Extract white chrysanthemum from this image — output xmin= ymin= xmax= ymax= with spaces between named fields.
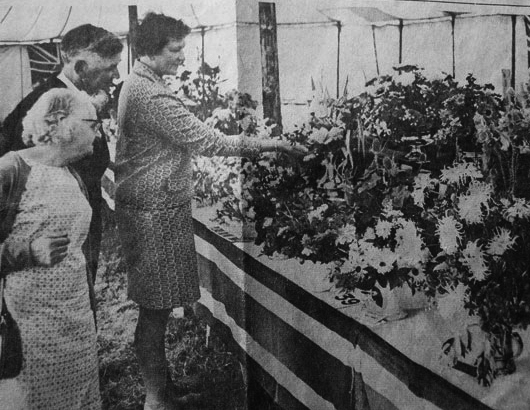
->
xmin=460 ymin=240 xmax=489 ymax=281
xmin=301 ymin=234 xmax=314 ymax=256
xmin=486 ymin=228 xmax=517 ymax=256
xmin=246 ymin=207 xmax=256 ymax=219
xmin=437 ymin=283 xmax=468 ymax=321
xmin=307 ymin=204 xmax=329 ymax=222
xmin=257 ymin=159 xmax=274 ymax=170
xmin=347 ymin=241 xmax=369 ymax=270
xmin=339 ymin=259 xmax=368 ymax=280
xmin=503 ymin=197 xmax=530 ymax=222
xmin=395 ymin=220 xmax=425 ymax=267
xmin=368 ymin=247 xmax=397 ymax=274
xmin=375 ymin=219 xmax=393 ymax=239
xmin=336 ymin=224 xmax=357 ymax=245
xmin=467 ymin=180 xmax=493 ymax=197
xmin=309 ymin=127 xmax=329 ymax=144
xmin=263 ymin=217 xmax=273 ymax=227
xmin=413 ymin=172 xmax=434 ymax=192
xmin=411 ymin=188 xmax=425 ymax=208
xmin=364 ymin=227 xmax=376 ymax=240
xmin=440 ymin=162 xmax=482 ymax=186
xmin=212 ymin=108 xmax=232 ymax=122
xmin=457 ymin=194 xmax=485 ymax=224
xmin=436 ymin=215 xmax=462 ymax=255
xmin=393 ymin=217 xmax=408 ymax=229
xmin=381 ymin=199 xmax=403 ymax=219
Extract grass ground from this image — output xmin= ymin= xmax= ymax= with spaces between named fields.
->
xmin=95 ymin=211 xmax=253 ymax=410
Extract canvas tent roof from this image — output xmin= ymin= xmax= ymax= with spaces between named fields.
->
xmin=0 ymin=0 xmax=530 ymax=45
xmin=0 ymin=0 xmax=237 ymax=45
xmin=1 ymin=0 xmax=529 ymax=123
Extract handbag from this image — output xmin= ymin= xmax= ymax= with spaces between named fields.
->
xmin=0 ymin=266 xmax=23 ymax=379
xmin=0 ymin=153 xmax=29 ymax=380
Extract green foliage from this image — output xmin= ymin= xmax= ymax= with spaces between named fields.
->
xmin=175 ymin=63 xmax=224 ymax=122
xmin=227 ymin=67 xmax=530 ymax=341
xmin=175 ymin=64 xmax=272 ymax=216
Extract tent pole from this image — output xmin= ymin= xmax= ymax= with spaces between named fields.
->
xmin=201 ymin=26 xmax=206 ymax=120
xmin=451 ymin=14 xmax=456 ymax=78
xmin=525 ymin=16 xmax=530 ymax=69
xmin=336 ymin=21 xmax=341 ymax=99
xmin=128 ymin=5 xmax=138 ymax=71
xmin=511 ymin=15 xmax=517 ymax=90
xmin=259 ymin=2 xmax=282 ymax=131
xmin=372 ymin=25 xmax=380 ymax=76
xmin=398 ymin=19 xmax=403 ymax=64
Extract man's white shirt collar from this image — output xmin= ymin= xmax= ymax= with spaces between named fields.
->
xmin=57 ymin=71 xmax=95 ymax=108
xmin=57 ymin=72 xmax=81 ymax=92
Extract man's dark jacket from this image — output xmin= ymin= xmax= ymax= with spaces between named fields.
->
xmin=0 ymin=75 xmax=110 ymax=286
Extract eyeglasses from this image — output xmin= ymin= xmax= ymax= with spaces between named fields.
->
xmin=81 ymin=118 xmax=103 ymax=132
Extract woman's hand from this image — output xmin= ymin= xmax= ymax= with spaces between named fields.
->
xmin=276 ymin=140 xmax=308 ymax=157
xmin=260 ymin=139 xmax=308 ymax=156
xmin=30 ymin=234 xmax=70 ymax=267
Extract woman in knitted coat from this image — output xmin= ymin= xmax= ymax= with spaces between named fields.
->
xmin=115 ymin=12 xmax=306 ymax=410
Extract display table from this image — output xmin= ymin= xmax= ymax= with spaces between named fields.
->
xmin=193 ymin=208 xmax=530 ymax=410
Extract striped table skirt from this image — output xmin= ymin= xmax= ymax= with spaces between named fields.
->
xmin=192 ymin=211 xmax=526 ymax=410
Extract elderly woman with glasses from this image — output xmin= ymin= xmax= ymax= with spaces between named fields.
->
xmin=0 ymin=88 xmax=102 ymax=410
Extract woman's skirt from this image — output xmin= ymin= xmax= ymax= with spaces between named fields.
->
xmin=116 ymin=201 xmax=200 ymax=309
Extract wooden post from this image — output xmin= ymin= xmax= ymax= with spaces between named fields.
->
xmin=451 ymin=14 xmax=456 ymax=78
xmin=502 ymin=69 xmax=512 ymax=96
xmin=511 ymin=15 xmax=516 ymax=89
xmin=200 ymin=26 xmax=207 ymax=120
xmin=128 ymin=5 xmax=138 ymax=70
xmin=526 ymin=16 xmax=530 ymax=69
xmin=336 ymin=20 xmax=341 ymax=99
xmin=259 ymin=2 xmax=282 ymax=130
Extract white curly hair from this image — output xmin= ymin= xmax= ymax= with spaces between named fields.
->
xmin=21 ymin=88 xmax=88 ymax=146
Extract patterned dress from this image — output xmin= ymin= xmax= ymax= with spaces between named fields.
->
xmin=115 ymin=61 xmax=261 ymax=309
xmin=1 ymin=156 xmax=100 ymax=409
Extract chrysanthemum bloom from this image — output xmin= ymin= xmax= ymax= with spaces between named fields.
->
xmin=437 ymin=215 xmax=462 ymax=255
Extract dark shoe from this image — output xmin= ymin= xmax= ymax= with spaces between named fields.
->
xmin=170 ymin=392 xmax=207 ymax=409
xmin=166 ymin=373 xmax=202 ymax=397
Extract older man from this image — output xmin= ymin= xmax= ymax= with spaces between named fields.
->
xmin=1 ymin=24 xmax=123 ymax=293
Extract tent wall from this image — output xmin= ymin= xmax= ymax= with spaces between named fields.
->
xmin=1 ymin=1 xmax=529 ymax=129
xmin=183 ymin=26 xmax=239 ymax=93
xmin=401 ymin=19 xmax=453 ymax=76
xmin=235 ymin=1 xmax=530 ymax=130
xmin=0 ymin=45 xmax=31 ymax=122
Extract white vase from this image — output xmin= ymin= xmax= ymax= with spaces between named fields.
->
xmin=378 ymin=283 xmax=408 ymax=321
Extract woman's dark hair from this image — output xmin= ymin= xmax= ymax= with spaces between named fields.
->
xmin=136 ymin=12 xmax=191 ymax=57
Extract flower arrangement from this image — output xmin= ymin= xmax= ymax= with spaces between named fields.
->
xmin=414 ymin=160 xmax=530 ymax=332
xmin=171 ymin=63 xmax=273 ymax=212
xmin=198 ymin=66 xmax=530 ymax=383
xmin=474 ymin=85 xmax=530 ymax=198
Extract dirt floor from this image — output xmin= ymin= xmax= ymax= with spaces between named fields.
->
xmin=96 ymin=209 xmax=281 ymax=410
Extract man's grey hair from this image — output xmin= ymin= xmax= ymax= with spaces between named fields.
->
xmin=61 ymin=24 xmax=123 ymax=62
